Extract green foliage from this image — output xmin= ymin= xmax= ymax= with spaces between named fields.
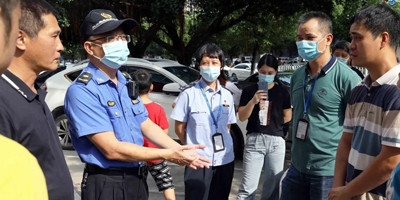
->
xmin=331 ymin=0 xmax=400 ymax=42
xmin=62 ymin=42 xmax=85 ymax=61
xmin=47 ymin=0 xmax=400 ymax=65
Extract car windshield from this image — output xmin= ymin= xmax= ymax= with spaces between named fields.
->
xmin=163 ymin=66 xmax=199 ymax=84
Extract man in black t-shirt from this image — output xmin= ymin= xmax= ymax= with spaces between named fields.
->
xmin=0 ymin=0 xmax=74 ymax=199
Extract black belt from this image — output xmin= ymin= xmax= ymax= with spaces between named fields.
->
xmin=85 ymin=164 xmax=147 ymax=177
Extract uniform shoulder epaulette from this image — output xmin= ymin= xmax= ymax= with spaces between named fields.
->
xmin=121 ymin=71 xmax=132 ymax=80
xmin=180 ymin=81 xmax=196 ymax=91
xmin=76 ymin=72 xmax=92 ymax=85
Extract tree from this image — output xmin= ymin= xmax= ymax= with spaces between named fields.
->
xmin=49 ymin=0 xmax=358 ymax=65
xmin=132 ymin=0 xmax=338 ymax=65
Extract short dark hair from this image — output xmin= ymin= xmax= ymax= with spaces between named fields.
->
xmin=298 ymin=11 xmax=332 ymax=35
xmin=350 ymin=4 xmax=400 ymax=49
xmin=257 ymin=54 xmax=278 ymax=71
xmin=20 ymin=0 xmax=58 ymax=38
xmin=133 ymin=69 xmax=152 ymax=95
xmin=0 ymin=0 xmax=20 ymax=43
xmin=194 ymin=43 xmax=228 ymax=86
xmin=333 ymin=40 xmax=350 ymax=54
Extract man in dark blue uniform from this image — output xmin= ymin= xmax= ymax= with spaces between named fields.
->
xmin=64 ymin=9 xmax=209 ymax=200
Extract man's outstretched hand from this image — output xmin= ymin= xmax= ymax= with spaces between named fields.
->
xmin=167 ymin=144 xmax=210 ymax=169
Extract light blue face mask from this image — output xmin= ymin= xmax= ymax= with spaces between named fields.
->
xmin=336 ymin=57 xmax=348 ymax=64
xmin=200 ymin=66 xmax=220 ymax=82
xmin=93 ymin=40 xmax=130 ymax=69
xmin=258 ymin=74 xmax=275 ymax=83
xmin=296 ymin=37 xmax=326 ymax=61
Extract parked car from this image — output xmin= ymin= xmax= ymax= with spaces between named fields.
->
xmin=42 ymin=58 xmax=246 ymax=159
xmin=36 ymin=65 xmax=66 ymax=86
xmin=228 ymin=63 xmax=256 ymax=81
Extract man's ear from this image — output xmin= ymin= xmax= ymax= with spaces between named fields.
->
xmin=16 ymin=30 xmax=26 ymax=51
xmin=83 ymin=41 xmax=94 ymax=55
xmin=326 ymin=33 xmax=334 ymax=46
xmin=380 ymin=31 xmax=389 ymax=50
xmin=150 ymin=83 xmax=153 ymax=92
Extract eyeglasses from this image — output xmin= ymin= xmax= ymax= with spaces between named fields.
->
xmin=90 ymin=34 xmax=131 ymax=43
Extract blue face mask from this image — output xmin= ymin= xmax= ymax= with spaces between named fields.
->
xmin=336 ymin=57 xmax=348 ymax=64
xmin=93 ymin=40 xmax=130 ymax=69
xmin=296 ymin=37 xmax=326 ymax=61
xmin=258 ymin=74 xmax=275 ymax=83
xmin=200 ymin=66 xmax=220 ymax=82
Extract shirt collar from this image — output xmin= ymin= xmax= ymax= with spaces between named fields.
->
xmin=198 ymin=78 xmax=221 ymax=93
xmin=306 ymin=56 xmax=336 ymax=75
xmin=85 ymin=62 xmax=127 ymax=85
xmin=3 ymin=70 xmax=41 ymax=101
xmin=363 ymin=63 xmax=400 ymax=87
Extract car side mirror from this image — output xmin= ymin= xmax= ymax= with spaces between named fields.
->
xmin=162 ymin=82 xmax=181 ymax=96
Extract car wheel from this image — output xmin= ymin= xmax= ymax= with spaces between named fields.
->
xmin=55 ymin=114 xmax=74 ymax=150
xmin=230 ymin=123 xmax=244 ymax=160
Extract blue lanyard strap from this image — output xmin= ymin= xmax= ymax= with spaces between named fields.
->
xmin=302 ymin=72 xmax=319 ymax=117
xmin=200 ymin=86 xmax=222 ymax=130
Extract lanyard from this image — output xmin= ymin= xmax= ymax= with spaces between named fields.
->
xmin=1 ymin=74 xmax=28 ymax=99
xmin=200 ymin=86 xmax=222 ymax=130
xmin=302 ymin=72 xmax=318 ymax=117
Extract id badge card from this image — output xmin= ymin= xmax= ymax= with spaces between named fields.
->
xmin=212 ymin=133 xmax=225 ymax=152
xmin=259 ymin=100 xmax=269 ymax=126
xmin=296 ymin=118 xmax=309 ymax=140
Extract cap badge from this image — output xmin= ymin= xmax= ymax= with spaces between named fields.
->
xmin=101 ymin=13 xmax=112 ymax=19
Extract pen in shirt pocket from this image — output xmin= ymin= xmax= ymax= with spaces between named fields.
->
xmin=191 ymin=110 xmax=207 ymax=114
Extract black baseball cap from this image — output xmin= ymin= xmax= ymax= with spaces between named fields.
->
xmin=80 ymin=9 xmax=138 ymax=42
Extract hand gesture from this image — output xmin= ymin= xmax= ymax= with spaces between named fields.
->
xmin=167 ymin=144 xmax=210 ymax=169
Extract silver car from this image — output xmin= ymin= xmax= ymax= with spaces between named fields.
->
xmin=42 ymin=58 xmax=245 ymax=159
xmin=228 ymin=63 xmax=256 ymax=81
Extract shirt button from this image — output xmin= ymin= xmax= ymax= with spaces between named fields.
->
xmin=130 ymin=128 xmax=132 ymax=131
xmin=115 ymin=112 xmax=119 ymax=116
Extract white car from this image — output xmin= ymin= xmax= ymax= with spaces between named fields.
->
xmin=42 ymin=58 xmax=246 ymax=159
xmin=228 ymin=63 xmax=256 ymax=81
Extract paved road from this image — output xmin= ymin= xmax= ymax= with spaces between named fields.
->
xmin=64 ymin=141 xmax=291 ymax=200
xmin=64 ymin=151 xmax=264 ymax=200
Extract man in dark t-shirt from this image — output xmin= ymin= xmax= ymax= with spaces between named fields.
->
xmin=0 ymin=0 xmax=74 ymax=199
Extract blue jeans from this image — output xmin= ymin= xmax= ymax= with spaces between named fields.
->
xmin=237 ymin=133 xmax=285 ymax=200
xmin=280 ymin=165 xmax=333 ymax=200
